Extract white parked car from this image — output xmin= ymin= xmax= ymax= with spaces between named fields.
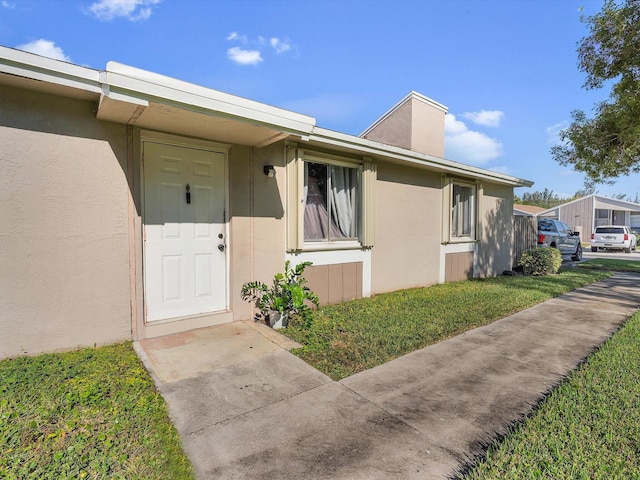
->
xmin=591 ymin=225 xmax=637 ymax=253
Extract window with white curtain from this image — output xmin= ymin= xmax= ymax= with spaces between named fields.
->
xmin=451 ymin=182 xmax=476 ymax=239
xmin=304 ymin=161 xmax=360 ymax=241
xmin=286 ymin=145 xmax=375 ymax=251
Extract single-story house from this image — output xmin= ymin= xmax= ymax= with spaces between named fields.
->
xmin=0 ymin=46 xmax=532 ymax=358
xmin=513 ymin=204 xmax=546 ymax=217
xmin=538 ymin=194 xmax=640 ymax=239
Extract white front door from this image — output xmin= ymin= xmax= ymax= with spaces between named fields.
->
xmin=143 ymin=141 xmax=227 ymax=322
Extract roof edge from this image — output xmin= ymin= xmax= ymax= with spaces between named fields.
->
xmin=311 ymin=126 xmax=533 ymax=187
xmin=0 ymin=45 xmax=101 ymax=94
xmin=359 ymin=91 xmax=449 ymax=138
xmin=104 ymin=61 xmax=316 ymax=135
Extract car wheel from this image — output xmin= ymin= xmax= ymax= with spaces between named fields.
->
xmin=591 ymin=247 xmax=597 ymax=252
xmin=625 ymin=246 xmax=631 ymax=253
xmin=572 ymin=244 xmax=583 ymax=261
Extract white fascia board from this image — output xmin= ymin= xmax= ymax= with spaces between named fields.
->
xmin=310 ymin=126 xmax=533 ymax=187
xmin=538 ymin=194 xmax=640 ymax=215
xmin=593 ymin=194 xmax=640 ymax=210
xmin=359 ymin=90 xmax=449 ymax=137
xmin=103 ymin=62 xmax=315 ymax=136
xmin=0 ymin=45 xmax=101 ymax=94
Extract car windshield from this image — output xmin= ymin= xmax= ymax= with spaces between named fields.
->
xmin=596 ymin=227 xmax=625 ymax=234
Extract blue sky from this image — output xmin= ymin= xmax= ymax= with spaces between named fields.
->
xmin=2 ymin=0 xmax=637 ymax=200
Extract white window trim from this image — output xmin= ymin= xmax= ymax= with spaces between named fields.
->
xmin=286 ymin=144 xmax=376 ymax=251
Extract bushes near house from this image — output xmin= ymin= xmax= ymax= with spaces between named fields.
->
xmin=518 ymin=246 xmax=563 ymax=275
xmin=0 ymin=343 xmax=194 ymax=480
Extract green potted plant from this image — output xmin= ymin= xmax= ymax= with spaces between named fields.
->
xmin=241 ymin=260 xmax=319 ymax=329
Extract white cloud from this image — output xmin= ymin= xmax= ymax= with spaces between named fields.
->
xmin=270 ymin=37 xmax=291 ymax=54
xmin=226 ymin=32 xmax=293 ymax=65
xmin=226 ymin=32 xmax=247 ymax=43
xmin=461 ymin=110 xmax=504 ymax=128
xmin=445 ymin=113 xmax=503 ymax=164
xmin=546 ymin=120 xmax=569 ymax=144
xmin=87 ymin=0 xmax=159 ymax=21
xmin=227 ymin=47 xmax=263 ymax=66
xmin=2 ymin=1 xmax=16 ymax=8
xmin=444 ymin=114 xmax=468 ymax=135
xmin=16 ymin=39 xmax=71 ymax=62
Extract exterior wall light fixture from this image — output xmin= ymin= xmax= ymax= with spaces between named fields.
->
xmin=263 ymin=165 xmax=275 ymax=177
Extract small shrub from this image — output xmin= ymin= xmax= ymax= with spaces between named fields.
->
xmin=518 ymin=247 xmax=562 ymax=275
xmin=241 ymin=260 xmax=319 ymax=328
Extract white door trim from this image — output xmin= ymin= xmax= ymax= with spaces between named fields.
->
xmin=140 ymin=132 xmax=230 ymax=324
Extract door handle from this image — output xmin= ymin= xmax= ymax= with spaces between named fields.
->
xmin=218 ymin=244 xmax=225 ymax=252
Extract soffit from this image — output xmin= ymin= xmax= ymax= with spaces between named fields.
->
xmin=594 ymin=196 xmax=640 ymax=212
xmin=0 ymin=70 xmax=99 ymax=102
xmin=97 ymin=96 xmax=291 ymax=146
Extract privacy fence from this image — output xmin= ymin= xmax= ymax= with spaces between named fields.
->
xmin=512 ymin=216 xmax=537 ymax=268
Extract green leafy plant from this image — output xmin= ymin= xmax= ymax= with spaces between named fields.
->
xmin=518 ymin=246 xmax=563 ymax=275
xmin=241 ymin=260 xmax=319 ymax=328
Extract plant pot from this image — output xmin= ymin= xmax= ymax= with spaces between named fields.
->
xmin=269 ymin=311 xmax=289 ymax=329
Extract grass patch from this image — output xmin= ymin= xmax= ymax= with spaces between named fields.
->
xmin=0 ymin=343 xmax=194 ymax=480
xmin=284 ymin=269 xmax=612 ymax=380
xmin=578 ymin=257 xmax=640 ymax=273
xmin=462 ymin=310 xmax=640 ymax=479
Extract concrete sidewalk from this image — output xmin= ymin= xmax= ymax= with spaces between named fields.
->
xmin=135 ymin=273 xmax=640 ymax=479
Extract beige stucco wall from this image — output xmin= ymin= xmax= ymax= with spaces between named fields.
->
xmin=0 ymin=86 xmax=131 ymax=358
xmin=228 ymin=144 xmax=253 ymax=321
xmin=363 ymin=96 xmax=445 ymax=158
xmin=228 ymin=143 xmax=288 ymax=320
xmin=372 ymin=162 xmax=442 ymax=293
xmin=231 ymin=142 xmax=287 ymax=320
xmin=476 ymin=183 xmax=513 ymax=278
xmin=410 ymin=99 xmax=445 ymax=158
xmin=363 ymin=102 xmax=412 ymax=152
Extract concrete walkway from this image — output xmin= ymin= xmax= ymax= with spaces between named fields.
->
xmin=134 ymin=273 xmax=640 ymax=479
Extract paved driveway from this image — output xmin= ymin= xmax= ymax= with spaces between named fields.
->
xmin=581 ymin=249 xmax=640 ymax=262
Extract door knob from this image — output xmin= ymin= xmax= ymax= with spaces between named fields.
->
xmin=218 ymin=244 xmax=225 ymax=252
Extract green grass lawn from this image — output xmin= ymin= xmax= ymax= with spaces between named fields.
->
xmin=462 ymin=309 xmax=640 ymax=479
xmin=577 ymin=257 xmax=640 ymax=273
xmin=0 ymin=343 xmax=194 ymax=480
xmin=2 ymin=258 xmax=635 ymax=479
xmin=283 ymin=268 xmax=612 ymax=380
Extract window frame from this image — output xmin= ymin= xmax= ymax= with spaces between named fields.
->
xmin=286 ymin=144 xmax=376 ymax=252
xmin=303 ymin=157 xmax=362 ymax=244
xmin=449 ymin=179 xmax=477 ymax=242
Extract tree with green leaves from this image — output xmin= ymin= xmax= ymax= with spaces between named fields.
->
xmin=552 ymin=0 xmax=640 ymax=185
xmin=515 ymin=186 xmax=595 ymax=209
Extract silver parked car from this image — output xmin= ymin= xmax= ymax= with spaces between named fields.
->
xmin=591 ymin=225 xmax=637 ymax=253
xmin=537 ymin=218 xmax=583 ymax=261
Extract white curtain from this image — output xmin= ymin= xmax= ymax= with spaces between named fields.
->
xmin=304 ymin=162 xmax=329 ymax=240
xmin=453 ymin=184 xmax=471 ymax=237
xmin=330 ymin=166 xmax=359 ymax=238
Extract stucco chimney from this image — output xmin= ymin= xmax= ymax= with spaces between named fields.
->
xmin=360 ymin=91 xmax=448 ymax=158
